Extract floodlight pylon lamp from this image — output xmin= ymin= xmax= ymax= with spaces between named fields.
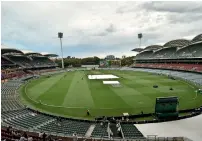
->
xmin=58 ymin=32 xmax=64 ymax=69
xmin=138 ymin=33 xmax=143 ymax=48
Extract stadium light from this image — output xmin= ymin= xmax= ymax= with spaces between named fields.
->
xmin=138 ymin=33 xmax=143 ymax=48
xmin=58 ymin=32 xmax=64 ymax=69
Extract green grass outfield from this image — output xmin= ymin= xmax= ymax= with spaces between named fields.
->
xmin=20 ymin=70 xmax=202 ymax=119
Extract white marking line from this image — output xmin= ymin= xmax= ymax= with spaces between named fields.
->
xmin=88 ymin=74 xmax=119 ymax=79
xmin=193 ymin=90 xmax=198 ymax=100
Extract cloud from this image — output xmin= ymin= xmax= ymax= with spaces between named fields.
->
xmin=1 ymin=1 xmax=202 ymax=58
xmin=142 ymin=2 xmax=202 ymax=13
xmin=105 ymin=24 xmax=116 ymax=33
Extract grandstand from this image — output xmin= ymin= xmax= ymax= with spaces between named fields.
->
xmin=25 ymin=52 xmax=57 ymax=68
xmin=152 ymin=46 xmax=177 ymax=59
xmin=1 ymin=48 xmax=57 ymax=69
xmin=1 ymin=47 xmax=58 ymax=80
xmin=132 ymin=34 xmax=202 ymax=73
xmin=136 ymin=45 xmax=162 ymax=60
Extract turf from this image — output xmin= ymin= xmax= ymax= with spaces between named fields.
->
xmin=20 ymin=70 xmax=202 ymax=119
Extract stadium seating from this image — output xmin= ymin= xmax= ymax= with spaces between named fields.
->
xmin=7 ymin=55 xmax=33 ymax=68
xmin=134 ymin=63 xmax=202 ymax=73
xmin=133 ymin=34 xmax=202 ymax=66
xmin=1 ymin=57 xmax=14 ymax=66
xmin=136 ymin=50 xmax=153 ymax=60
xmin=1 ymin=56 xmax=19 ymax=72
xmin=2 ymin=109 xmax=31 ymax=120
xmin=152 ymin=47 xmax=177 ymax=59
xmin=1 ymin=81 xmax=24 ymax=112
xmin=177 ymin=43 xmax=202 ymax=58
xmin=38 ymin=119 xmax=91 ymax=136
xmin=91 ymin=123 xmax=108 ymax=137
xmin=1 ymin=70 xmax=28 ymax=80
xmin=31 ymin=56 xmax=56 ymax=67
xmin=121 ymin=124 xmax=144 ymax=139
xmin=4 ymin=113 xmax=54 ymax=129
xmin=1 ymin=48 xmax=57 ymax=69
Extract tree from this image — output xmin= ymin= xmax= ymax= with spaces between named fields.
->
xmin=121 ymin=56 xmax=135 ymax=66
xmin=55 ymin=56 xmax=100 ymax=68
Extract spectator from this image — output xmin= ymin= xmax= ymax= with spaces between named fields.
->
xmin=42 ymin=132 xmax=47 ymax=141
xmin=28 ymin=137 xmax=33 ymax=141
xmin=39 ymin=132 xmax=43 ymax=138
xmin=116 ymin=122 xmax=120 ymax=128
xmin=7 ymin=126 xmax=12 ymax=133
xmin=72 ymin=132 xmax=78 ymax=141
xmin=100 ymin=122 xmax=103 ymax=126
xmin=19 ymin=132 xmax=28 ymax=141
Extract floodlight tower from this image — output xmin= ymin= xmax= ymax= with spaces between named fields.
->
xmin=58 ymin=32 xmax=64 ymax=69
xmin=138 ymin=33 xmax=143 ymax=48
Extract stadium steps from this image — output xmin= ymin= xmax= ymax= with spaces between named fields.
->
xmin=85 ymin=124 xmax=95 ymax=137
xmin=91 ymin=123 xmax=109 ymax=138
xmin=33 ymin=119 xmax=56 ymax=130
xmin=109 ymin=123 xmax=122 ymax=138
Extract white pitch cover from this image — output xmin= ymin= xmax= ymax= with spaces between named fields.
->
xmin=88 ymin=74 xmax=119 ymax=80
xmin=103 ymin=81 xmax=120 ymax=85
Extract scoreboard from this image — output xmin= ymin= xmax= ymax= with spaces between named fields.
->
xmin=99 ymin=60 xmax=121 ymax=68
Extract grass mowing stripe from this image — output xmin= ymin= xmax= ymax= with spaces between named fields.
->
xmin=27 ymin=74 xmax=64 ymax=100
xmin=37 ymin=72 xmax=75 ymax=105
xmin=88 ymin=79 xmax=132 ymax=109
xmin=62 ymin=71 xmax=94 ymax=108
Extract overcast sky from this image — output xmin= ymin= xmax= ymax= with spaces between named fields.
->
xmin=1 ymin=1 xmax=202 ymax=58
